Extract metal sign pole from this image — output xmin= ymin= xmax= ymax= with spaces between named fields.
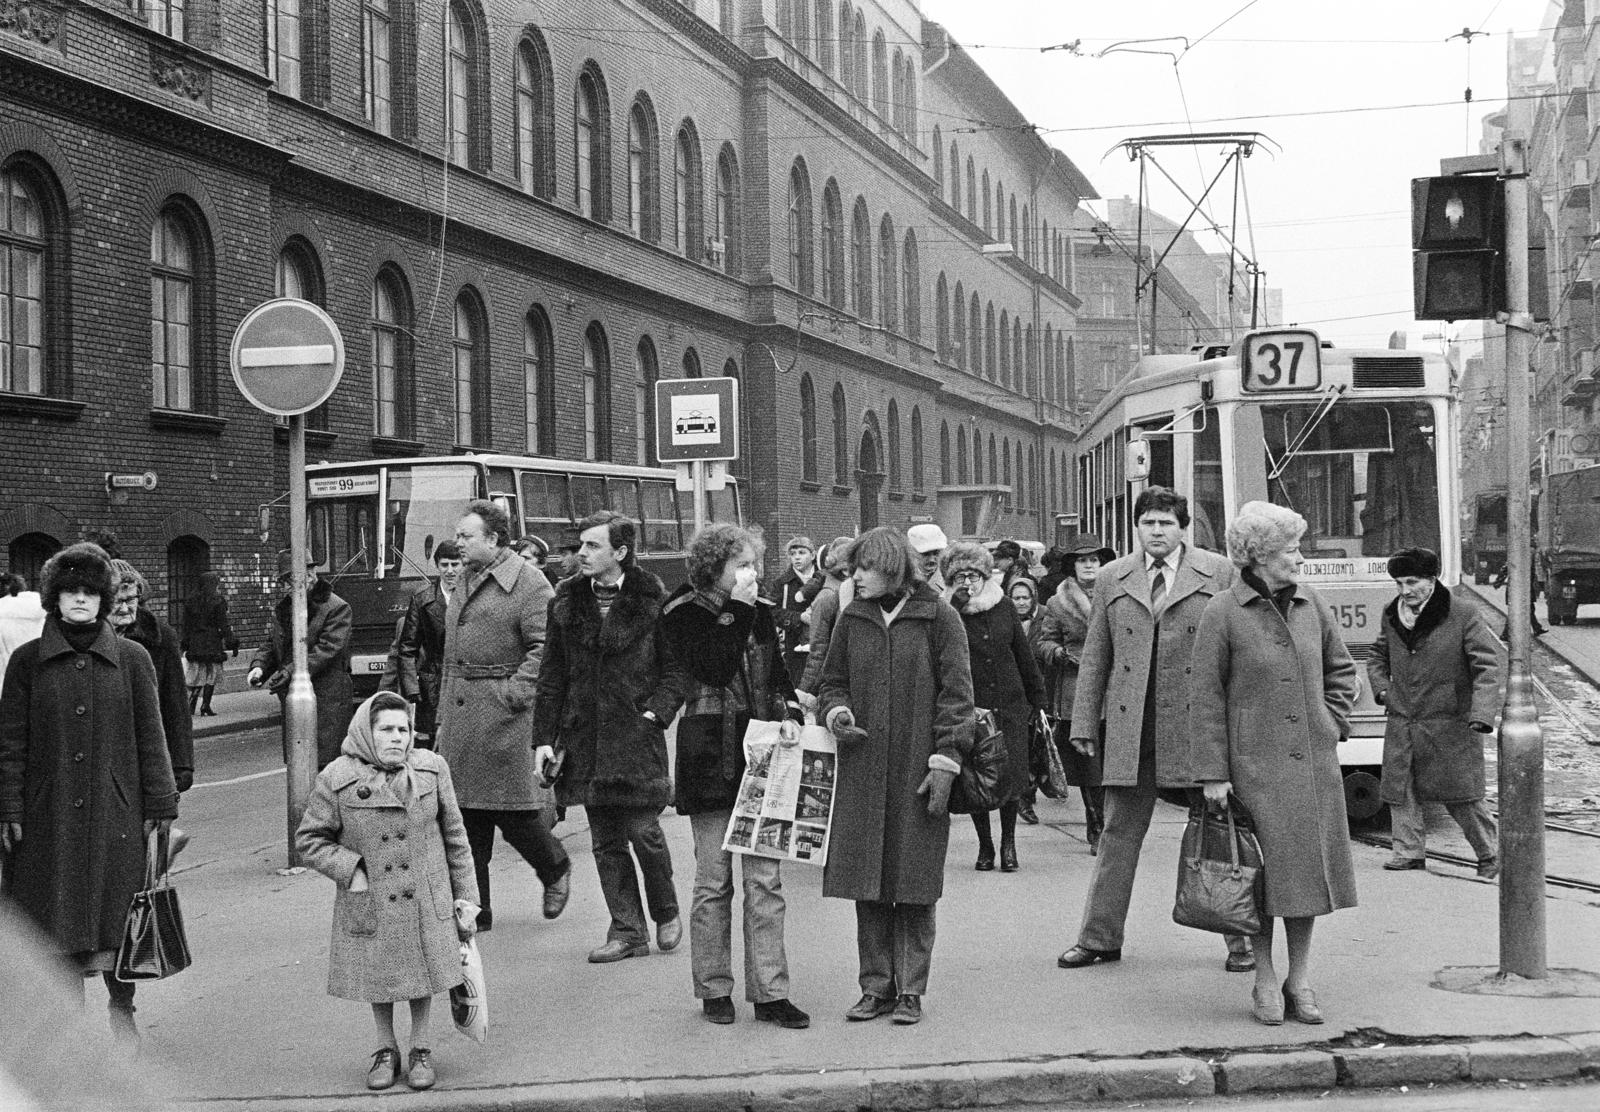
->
xmin=284 ymin=413 xmax=318 ymax=867
xmin=1497 ymin=134 xmax=1546 ymax=978
xmin=692 ymin=459 xmax=708 ymax=535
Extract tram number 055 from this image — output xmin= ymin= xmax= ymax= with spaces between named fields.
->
xmin=1331 ymin=603 xmax=1369 ymax=631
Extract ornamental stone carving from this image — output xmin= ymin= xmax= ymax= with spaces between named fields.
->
xmin=150 ymin=48 xmax=209 ymax=102
xmin=0 ymin=0 xmax=64 ymax=47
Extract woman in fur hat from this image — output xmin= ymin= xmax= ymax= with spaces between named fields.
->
xmin=939 ymin=542 xmax=1046 ymax=872
xmin=0 ymin=542 xmax=178 ymax=1047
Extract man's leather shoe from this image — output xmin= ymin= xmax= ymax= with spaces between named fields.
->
xmin=405 ymin=1047 xmax=436 ymax=1090
xmin=366 ymin=1048 xmax=402 ymax=1090
xmin=543 ymin=871 xmax=571 ymax=919
xmin=845 ymin=993 xmax=896 ymax=1021
xmin=1383 ymin=856 xmax=1426 ymax=871
xmin=890 ymin=994 xmax=922 ymax=1025
xmin=1017 ymin=802 xmax=1040 ymax=825
xmin=702 ymin=996 xmax=735 ymax=1024
xmin=588 ymin=939 xmax=649 ymax=963
xmin=754 ymin=999 xmax=811 ymax=1028
xmin=975 ymin=849 xmax=995 ymax=871
xmin=1225 ymin=951 xmax=1256 ymax=973
xmin=1057 ymin=945 xmax=1120 ymax=968
xmin=657 ymin=916 xmax=683 ymax=951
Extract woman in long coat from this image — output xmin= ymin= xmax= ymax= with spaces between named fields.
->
xmin=1035 ymin=534 xmax=1116 ymax=852
xmin=940 ymin=543 xmax=1045 ymax=873
xmin=180 ymin=570 xmax=236 ymax=715
xmin=0 ymin=543 xmax=178 ymax=1044
xmin=818 ymin=527 xmax=975 ymax=1026
xmin=1191 ymin=502 xmax=1361 ymax=1027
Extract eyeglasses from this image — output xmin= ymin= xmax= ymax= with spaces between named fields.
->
xmin=951 ymin=570 xmax=986 ymax=584
xmin=111 ymin=592 xmax=140 ymax=608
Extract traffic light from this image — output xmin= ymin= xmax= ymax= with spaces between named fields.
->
xmin=1411 ymin=175 xmax=1503 ymax=321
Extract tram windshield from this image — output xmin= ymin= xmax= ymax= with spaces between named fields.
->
xmin=1257 ymin=399 xmax=1441 ymax=576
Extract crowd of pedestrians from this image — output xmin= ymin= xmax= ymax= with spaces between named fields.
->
xmin=0 ymin=489 xmax=1508 ymax=1090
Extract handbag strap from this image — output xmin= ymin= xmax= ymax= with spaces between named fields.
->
xmin=145 ymin=825 xmax=171 ymax=890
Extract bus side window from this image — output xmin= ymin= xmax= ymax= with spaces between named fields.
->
xmin=640 ymin=479 xmax=681 ymax=552
xmin=607 ymin=477 xmax=642 ymax=533
xmin=571 ymin=475 xmax=608 ymax=522
xmin=519 ymin=470 xmax=571 ymax=551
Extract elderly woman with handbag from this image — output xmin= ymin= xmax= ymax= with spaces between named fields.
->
xmin=1189 ymin=502 xmax=1361 ymax=1027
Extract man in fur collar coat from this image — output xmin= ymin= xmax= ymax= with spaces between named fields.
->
xmin=1367 ymin=548 xmax=1504 ymax=878
xmin=533 ymin=510 xmax=687 ymax=963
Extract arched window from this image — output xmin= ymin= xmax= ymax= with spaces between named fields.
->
xmin=876 ymin=215 xmax=898 ymax=333
xmin=524 ymin=306 xmax=555 ymax=454
xmin=988 ymin=434 xmax=998 ymax=491
xmin=903 ymin=63 xmax=917 ymax=136
xmin=850 ymin=197 xmax=871 ymax=319
xmin=1062 ymin=335 xmax=1072 ymax=406
xmin=891 ymin=48 xmax=904 ymax=130
xmin=634 ymin=336 xmax=658 ymax=464
xmin=627 ymin=95 xmax=659 ymax=240
xmin=886 ymin=399 xmax=901 ymax=491
xmin=682 ymin=347 xmax=702 ymax=378
xmin=821 ymin=179 xmax=843 ymax=308
xmin=1025 ymin=323 xmax=1037 ymax=396
xmin=956 ymin=425 xmax=968 ymax=483
xmin=871 ymin=31 xmax=889 ymax=119
xmin=787 ymin=159 xmax=813 ymax=294
xmin=151 ymin=204 xmax=211 ymax=412
xmin=832 ymin=381 xmax=849 ymax=486
xmin=981 ymin=170 xmax=991 ymax=235
xmin=1043 ymin=324 xmax=1055 ymax=403
xmin=971 ymin=428 xmax=982 ymax=484
xmin=452 ymin=289 xmax=489 ymax=447
xmin=364 ymin=0 xmax=394 ymax=132
xmin=901 ymin=230 xmax=920 ymax=343
xmin=939 ymin=419 xmax=951 ymax=485
xmin=1002 ymin=437 xmax=1012 ymax=507
xmin=838 ymin=4 xmax=855 ymax=93
xmin=964 ymin=156 xmax=976 ymax=222
xmin=166 ymin=535 xmax=208 ymax=629
xmin=998 ymin=309 xmax=1010 ymax=388
xmin=371 ymin=266 xmax=413 ymax=438
xmin=910 ymin=406 xmax=924 ymax=493
xmin=514 ymin=31 xmax=552 ymax=197
xmin=968 ymin=292 xmax=982 ymax=374
xmin=1028 ymin=444 xmax=1037 ymax=513
xmin=674 ymin=123 xmax=702 ymax=257
xmin=1013 ymin=317 xmax=1024 ymax=392
xmin=814 ymin=2 xmax=834 ymax=74
xmin=713 ymin=145 xmax=739 ymax=274
xmin=934 ymin=273 xmax=949 ymax=362
xmin=1 ymin=164 xmax=55 ymax=396
xmin=994 ymin=182 xmax=1004 ymax=242
xmin=724 ymin=358 xmax=747 ymax=473
xmin=983 ymin=302 xmax=996 ymax=381
xmin=446 ymin=2 xmax=489 ymax=170
xmin=932 ymin=126 xmax=943 ymax=190
xmin=1022 ymin=205 xmax=1032 ymax=263
xmin=575 ymin=63 xmax=611 ymax=221
xmin=276 ymin=238 xmax=328 ymax=429
xmin=583 ymin=323 xmax=611 ymax=460
xmin=951 ymin=280 xmax=966 ymax=368
xmin=853 ymin=12 xmax=868 ymax=101
xmin=948 ymin=140 xmax=960 ymax=209
xmin=1010 ymin=196 xmax=1020 ymax=254
xmin=800 ymin=372 xmax=818 ymax=482
xmin=1049 ymin=447 xmax=1057 ymax=511
xmin=791 ymin=0 xmax=811 ymax=53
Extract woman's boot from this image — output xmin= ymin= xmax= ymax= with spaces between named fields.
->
xmin=188 ymin=686 xmax=202 ymax=715
xmin=999 ymin=802 xmax=1020 ymax=872
xmin=200 ymin=685 xmax=217 ymax=716
xmin=972 ymin=811 xmax=996 ymax=871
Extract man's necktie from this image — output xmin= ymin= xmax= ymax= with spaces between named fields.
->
xmin=1150 ymin=558 xmax=1167 ymax=606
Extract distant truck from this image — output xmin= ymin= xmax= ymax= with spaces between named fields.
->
xmin=1540 ymin=467 xmax=1600 ymax=626
xmin=1468 ymin=489 xmax=1508 ymax=581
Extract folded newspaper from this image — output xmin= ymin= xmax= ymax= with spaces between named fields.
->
xmin=722 ymin=721 xmax=837 ymax=866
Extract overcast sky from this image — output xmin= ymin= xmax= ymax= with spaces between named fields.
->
xmin=920 ymin=0 xmax=1553 ymax=352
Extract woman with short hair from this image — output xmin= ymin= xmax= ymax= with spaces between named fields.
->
xmin=181 ymin=570 xmax=237 ymax=716
xmin=1190 ymin=502 xmax=1361 ymax=1026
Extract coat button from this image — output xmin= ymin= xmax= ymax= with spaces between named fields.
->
xmin=384 ymin=864 xmax=392 ymax=872
xmin=72 ymin=798 xmax=84 ymax=808
xmin=74 ymin=706 xmax=86 ymax=716
xmin=401 ymin=862 xmax=409 ymax=870
xmin=74 ymin=660 xmax=86 ymax=670
xmin=1120 ymin=705 xmax=1127 ymax=713
xmin=388 ymin=894 xmax=397 ymax=902
xmin=381 ymin=834 xmax=389 ymax=842
xmin=1123 ymin=664 xmax=1131 ymax=672
xmin=1287 ymin=714 xmax=1299 ymax=722
xmin=356 ymin=786 xmax=372 ymax=800
xmin=1290 ymin=752 xmax=1305 ymax=760
xmin=73 ymin=752 xmax=84 ymax=763
xmin=403 ymin=889 xmax=414 ymax=899
xmin=457 ymin=698 xmax=465 ymax=706
xmin=397 ymin=831 xmax=406 ymax=840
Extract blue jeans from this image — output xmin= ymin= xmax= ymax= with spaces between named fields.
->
xmin=587 ymin=805 xmax=678 ymax=946
xmin=688 ymin=811 xmax=790 ymax=1002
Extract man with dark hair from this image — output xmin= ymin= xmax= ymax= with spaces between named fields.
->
xmin=436 ymin=504 xmax=569 ymax=930
xmin=1058 ymin=485 xmax=1252 ymax=972
xmin=385 ymin=540 xmax=464 ymax=750
xmin=1369 ymin=547 xmax=1504 ymax=877
xmin=534 ymin=510 xmax=686 ymax=963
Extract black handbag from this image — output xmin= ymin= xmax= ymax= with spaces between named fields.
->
xmin=115 ymin=825 xmax=193 ymax=982
xmin=1172 ymin=796 xmax=1264 ymax=937
xmin=948 ymin=708 xmax=1005 ymax=814
xmin=1029 ymin=711 xmax=1069 ymax=799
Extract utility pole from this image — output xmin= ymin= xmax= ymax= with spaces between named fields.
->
xmin=1497 ymin=133 xmax=1547 ymax=979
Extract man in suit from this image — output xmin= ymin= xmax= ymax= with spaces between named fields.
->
xmin=1056 ymin=486 xmax=1254 ymax=973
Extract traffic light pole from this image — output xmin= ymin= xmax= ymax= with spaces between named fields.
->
xmin=1497 ymin=133 xmax=1547 ymax=979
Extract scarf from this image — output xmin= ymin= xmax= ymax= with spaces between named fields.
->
xmin=60 ymin=617 xmax=103 ymax=653
xmin=1242 ymin=566 xmax=1297 ymax=619
xmin=340 ymin=692 xmax=417 ymax=803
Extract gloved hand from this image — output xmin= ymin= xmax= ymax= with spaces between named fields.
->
xmin=174 ymin=768 xmax=194 ymax=793
xmin=916 ymin=768 xmax=957 ymax=818
xmin=1201 ymin=781 xmax=1233 ymax=809
xmin=142 ymin=816 xmax=174 ymax=840
xmin=778 ymin=719 xmax=801 ymax=746
xmin=1 ymin=822 xmax=20 ymax=853
xmin=1069 ymin=736 xmax=1096 ymax=758
xmin=828 ymin=707 xmax=868 ymax=745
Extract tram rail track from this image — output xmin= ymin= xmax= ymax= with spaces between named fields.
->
xmin=1352 ymin=823 xmax=1600 ymax=896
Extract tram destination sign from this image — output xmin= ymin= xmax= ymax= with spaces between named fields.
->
xmin=1241 ymin=328 xmax=1322 ymax=393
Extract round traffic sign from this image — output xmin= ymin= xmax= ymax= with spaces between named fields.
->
xmin=229 ymin=298 xmax=345 ymax=416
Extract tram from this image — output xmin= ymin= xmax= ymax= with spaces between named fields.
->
xmin=1075 ymin=329 xmax=1460 ymax=820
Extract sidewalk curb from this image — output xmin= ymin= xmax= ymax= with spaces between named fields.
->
xmin=194 ymin=713 xmax=278 ymax=740
xmin=169 ymin=1029 xmax=1600 ymax=1110
xmin=1459 ymin=583 xmax=1599 ymax=687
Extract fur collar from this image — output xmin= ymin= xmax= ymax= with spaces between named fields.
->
xmin=948 ymin=576 xmax=1005 ymax=615
xmin=1384 ymin=581 xmax=1451 ymax=645
xmin=553 ymin=567 xmax=667 ymax=654
xmin=1054 ymin=577 xmax=1092 ymax=620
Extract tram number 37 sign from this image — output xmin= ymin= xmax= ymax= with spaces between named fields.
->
xmin=655 ymin=376 xmax=739 ymax=462
xmin=1241 ymin=329 xmax=1322 ymax=393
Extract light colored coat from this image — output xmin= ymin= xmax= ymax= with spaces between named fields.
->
xmin=296 ymin=749 xmax=478 ymax=1002
xmin=436 ymin=550 xmax=555 ymax=810
xmin=817 ymin=583 xmax=975 ymax=905
xmin=1367 ymin=586 xmax=1504 ymax=804
xmin=1190 ymin=580 xmax=1362 ymax=918
xmin=1070 ymin=546 xmax=1234 ymax=787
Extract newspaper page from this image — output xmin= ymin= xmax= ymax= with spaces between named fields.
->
xmin=722 ymin=722 xmax=837 ymax=866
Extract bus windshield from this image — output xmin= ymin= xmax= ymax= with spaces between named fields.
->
xmin=1257 ymin=399 xmax=1441 ymax=576
xmin=386 ymin=463 xmax=481 ymax=577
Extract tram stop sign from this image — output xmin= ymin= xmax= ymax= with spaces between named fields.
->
xmin=655 ymin=376 xmax=739 ymax=462
xmin=230 ymin=298 xmax=346 ymax=416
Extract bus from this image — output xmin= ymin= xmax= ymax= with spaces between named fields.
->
xmin=1075 ymin=329 xmax=1459 ymax=820
xmin=304 ymin=453 xmax=741 ymax=699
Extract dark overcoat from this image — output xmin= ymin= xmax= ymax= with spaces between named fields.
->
xmin=0 ymin=618 xmax=179 ymax=953
xmin=532 ymin=569 xmax=684 ymax=810
xmin=1071 ymin=547 xmax=1235 ymax=787
xmin=1035 ymin=578 xmax=1092 ymax=721
xmin=1190 ymin=580 xmax=1362 ymax=918
xmin=951 ymin=578 xmax=1046 ymax=804
xmin=1367 ymin=585 xmax=1504 ymax=805
xmin=661 ymin=587 xmax=802 ymax=814
xmin=123 ymin=608 xmax=194 ymax=792
xmin=251 ymin=579 xmax=354 ymax=767
xmin=816 ymin=583 xmax=976 ymax=905
xmin=773 ymin=565 xmax=825 ymax=657
xmin=295 ymin=750 xmax=478 ymax=1002
xmin=395 ymin=579 xmax=449 ymax=738
xmin=179 ymin=594 xmax=236 ymax=664
xmin=436 ymin=552 xmax=555 ymax=810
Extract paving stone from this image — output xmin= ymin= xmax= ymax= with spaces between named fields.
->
xmin=1219 ymin=1049 xmax=1337 ymax=1094
xmin=1096 ymin=1056 xmax=1215 ymax=1100
xmin=746 ymin=1070 xmax=872 ymax=1112
xmin=1468 ymin=1037 xmax=1583 ymax=1082
xmin=967 ymin=1059 xmax=1100 ymax=1106
xmin=869 ymin=1063 xmax=977 ymax=1110
xmin=636 ymin=1075 xmax=751 ymax=1112
xmin=1560 ymin=1031 xmax=1600 ymax=1071
xmin=1339 ymin=1043 xmax=1469 ymax=1087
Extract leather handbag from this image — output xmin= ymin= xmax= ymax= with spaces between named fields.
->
xmin=1172 ymin=796 xmax=1264 ymax=937
xmin=1030 ymin=711 xmax=1069 ymax=799
xmin=115 ymin=825 xmax=193 ymax=982
xmin=948 ymin=708 xmax=1005 ymax=814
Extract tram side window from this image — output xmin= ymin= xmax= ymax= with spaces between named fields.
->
xmin=639 ymin=479 xmax=682 ymax=552
xmin=519 ymin=470 xmax=572 ymax=551
xmin=1192 ymin=406 xmax=1224 ymax=553
xmin=387 ymin=463 xmax=481 ymax=577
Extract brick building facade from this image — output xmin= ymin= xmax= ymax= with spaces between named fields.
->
xmin=0 ymin=0 xmax=1095 ymax=645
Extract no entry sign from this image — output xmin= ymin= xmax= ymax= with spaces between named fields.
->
xmin=230 ymin=298 xmax=345 ymax=416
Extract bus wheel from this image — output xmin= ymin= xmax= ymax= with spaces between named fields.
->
xmin=1343 ymin=770 xmax=1384 ymax=823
